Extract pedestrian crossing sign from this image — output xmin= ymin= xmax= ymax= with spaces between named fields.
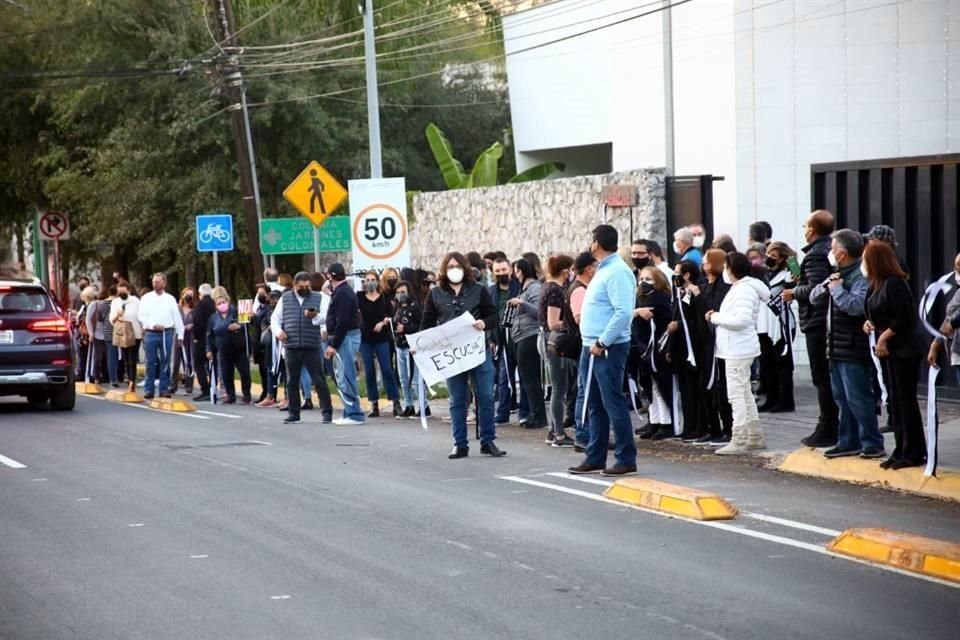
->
xmin=282 ymin=160 xmax=348 ymax=227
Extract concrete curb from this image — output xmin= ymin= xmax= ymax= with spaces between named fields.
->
xmin=248 ymin=381 xmax=373 ymax=412
xmin=602 ymin=478 xmax=738 ymax=520
xmin=778 ymin=448 xmax=960 ymax=503
xmin=104 ymin=390 xmax=143 ymax=403
xmin=827 ymin=528 xmax=960 ymax=584
xmin=147 ymin=397 xmax=196 ymax=412
xmin=75 ymin=382 xmax=105 ymax=395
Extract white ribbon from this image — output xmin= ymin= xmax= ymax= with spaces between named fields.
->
xmin=85 ymin=341 xmax=95 ymax=383
xmin=331 ymin=352 xmax=355 ymax=407
xmin=417 ymin=375 xmax=428 ymax=430
xmin=925 ymin=365 xmax=940 ymax=477
xmin=867 ymin=332 xmax=888 ymax=405
xmin=209 ymin=361 xmax=217 ymax=404
xmin=706 ymin=356 xmax=718 ymax=391
xmin=672 ymin=373 xmax=682 ymax=435
xmin=580 ymin=353 xmax=594 ymax=427
xmin=648 ymin=319 xmax=658 ymax=374
xmin=678 ymin=290 xmax=697 ymax=368
xmin=627 ymin=376 xmax=643 ymax=420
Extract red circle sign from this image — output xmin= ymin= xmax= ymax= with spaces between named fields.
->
xmin=352 ymin=203 xmax=408 ymax=261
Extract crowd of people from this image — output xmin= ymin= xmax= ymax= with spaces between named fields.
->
xmin=69 ymin=209 xmax=960 ymax=474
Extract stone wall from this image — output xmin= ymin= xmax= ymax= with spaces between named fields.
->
xmin=410 ymin=168 xmax=666 ymax=270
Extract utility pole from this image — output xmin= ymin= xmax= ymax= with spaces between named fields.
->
xmin=361 ymin=0 xmax=383 ymax=178
xmin=662 ymin=0 xmax=675 ymax=175
xmin=210 ymin=0 xmax=267 ymax=280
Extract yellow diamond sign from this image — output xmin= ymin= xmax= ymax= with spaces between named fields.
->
xmin=282 ymin=161 xmax=348 ymax=227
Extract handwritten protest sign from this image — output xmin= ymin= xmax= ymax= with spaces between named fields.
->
xmin=408 ymin=312 xmax=486 ymax=386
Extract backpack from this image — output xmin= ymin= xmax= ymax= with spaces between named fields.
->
xmin=546 ymin=280 xmax=585 ymax=360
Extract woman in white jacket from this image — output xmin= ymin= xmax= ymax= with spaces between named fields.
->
xmin=705 ymin=252 xmax=771 ymax=454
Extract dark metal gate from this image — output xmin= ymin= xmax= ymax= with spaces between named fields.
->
xmin=810 ymin=154 xmax=960 ymax=296
xmin=665 ymin=174 xmax=723 ymax=263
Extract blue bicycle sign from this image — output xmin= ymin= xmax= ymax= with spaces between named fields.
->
xmin=196 ymin=214 xmax=234 ymax=252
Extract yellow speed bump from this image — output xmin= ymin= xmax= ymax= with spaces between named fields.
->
xmin=603 ymin=478 xmax=738 ymax=521
xmin=827 ymin=528 xmax=960 ymax=584
xmin=148 ymin=397 xmax=197 ymax=412
xmin=105 ymin=389 xmax=143 ymax=403
xmin=76 ymin=382 xmax=105 ymax=395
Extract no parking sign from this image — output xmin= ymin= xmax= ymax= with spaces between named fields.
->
xmin=348 ymin=177 xmax=410 ymax=272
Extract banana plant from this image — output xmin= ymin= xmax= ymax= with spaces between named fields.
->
xmin=425 ymin=122 xmax=564 ymax=189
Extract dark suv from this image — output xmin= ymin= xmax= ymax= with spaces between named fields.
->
xmin=0 ymin=278 xmax=75 ymax=410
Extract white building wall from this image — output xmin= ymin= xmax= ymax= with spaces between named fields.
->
xmin=504 ymin=0 xmax=960 ymax=255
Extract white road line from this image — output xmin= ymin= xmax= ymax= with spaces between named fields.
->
xmin=128 ymin=523 xmax=145 ymax=528
xmin=0 ymin=453 xmax=26 ymax=469
xmin=544 ymin=473 xmax=841 ymax=537
xmin=190 ymin=554 xmax=209 ymax=559
xmin=742 ymin=513 xmax=841 ymax=537
xmin=270 ymin=595 xmax=291 ymax=600
xmin=500 ymin=475 xmax=960 ymax=590
xmin=545 ymin=472 xmax=614 ymax=487
xmin=196 ymin=410 xmax=242 ymax=419
xmin=85 ymin=394 xmax=210 ymax=420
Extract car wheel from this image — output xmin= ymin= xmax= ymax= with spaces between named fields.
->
xmin=27 ymin=393 xmax=48 ymax=407
xmin=50 ymin=384 xmax=76 ymax=411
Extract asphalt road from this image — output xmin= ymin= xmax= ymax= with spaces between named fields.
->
xmin=1 ymin=394 xmax=958 ymax=640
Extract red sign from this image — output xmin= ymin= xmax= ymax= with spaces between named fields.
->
xmin=39 ymin=211 xmax=70 ymax=241
xmin=601 ymin=185 xmax=638 ymax=207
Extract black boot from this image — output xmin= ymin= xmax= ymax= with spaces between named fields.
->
xmin=801 ymin=422 xmax=838 ymax=448
xmin=392 ymin=399 xmax=402 ymax=417
xmin=651 ymin=424 xmax=674 ymax=441
xmin=448 ymin=445 xmax=468 ymax=459
xmin=368 ymin=401 xmax=380 ymax=418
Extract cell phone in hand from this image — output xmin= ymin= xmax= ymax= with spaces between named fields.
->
xmin=786 ymin=256 xmax=801 ymax=277
xmin=307 ymin=307 xmax=317 ymax=313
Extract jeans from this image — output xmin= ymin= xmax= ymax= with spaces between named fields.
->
xmin=830 ymin=360 xmax=884 ymax=452
xmin=547 ymin=354 xmax=576 ymax=435
xmin=723 ymin=358 xmax=758 ymax=430
xmin=359 ymin=340 xmax=399 ymax=403
xmin=143 ymin=329 xmax=174 ymax=395
xmin=219 ymin=347 xmax=251 ymax=402
xmin=447 ymin=349 xmax=497 ymax=448
xmin=575 ymin=351 xmax=589 ymax=444
xmin=581 ymin=343 xmax=637 ymax=468
xmin=396 ymin=346 xmax=419 ymax=408
xmin=516 ymin=335 xmax=546 ymax=425
xmin=333 ymin=330 xmax=365 ymax=421
xmin=494 ymin=347 xmax=514 ymax=422
xmin=105 ymin=342 xmax=119 ymax=384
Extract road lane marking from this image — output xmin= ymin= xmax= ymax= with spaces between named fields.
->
xmin=742 ymin=513 xmax=841 ymax=537
xmin=196 ymin=410 xmax=242 ymax=419
xmin=76 ymin=498 xmax=91 ymax=502
xmin=190 ymin=555 xmax=209 ymax=559
xmin=270 ymin=595 xmax=291 ymax=600
xmin=545 ymin=473 xmax=841 ymax=535
xmin=0 ymin=453 xmax=26 ymax=469
xmin=500 ymin=475 xmax=960 ymax=590
xmin=84 ymin=394 xmax=210 ymax=420
xmin=32 ymin=478 xmax=47 ymax=481
xmin=128 ymin=523 xmax=145 ymax=527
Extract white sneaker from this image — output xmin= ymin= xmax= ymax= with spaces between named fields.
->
xmin=333 ymin=417 xmax=364 ymax=426
xmin=715 ymin=441 xmax=749 ymax=455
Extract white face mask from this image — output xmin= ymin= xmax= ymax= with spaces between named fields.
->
xmin=692 ymin=235 xmax=705 ymax=249
xmin=722 ymin=269 xmax=733 ymax=285
xmin=827 ymin=252 xmax=839 ymax=268
xmin=447 ymin=267 xmax=464 ymax=284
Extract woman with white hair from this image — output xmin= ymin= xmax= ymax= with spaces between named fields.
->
xmin=76 ymin=286 xmax=98 ymax=382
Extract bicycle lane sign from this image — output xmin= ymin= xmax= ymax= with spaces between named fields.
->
xmin=196 ymin=213 xmax=234 ymax=252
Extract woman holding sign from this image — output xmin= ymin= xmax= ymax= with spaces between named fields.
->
xmin=420 ymin=252 xmax=505 ymax=459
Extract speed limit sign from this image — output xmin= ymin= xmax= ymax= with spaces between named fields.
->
xmin=348 ymin=177 xmax=411 ymax=271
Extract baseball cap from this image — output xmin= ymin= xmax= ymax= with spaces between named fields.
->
xmin=327 ymin=263 xmax=346 ymax=279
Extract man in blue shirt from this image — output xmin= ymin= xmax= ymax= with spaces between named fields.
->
xmin=673 ymin=227 xmax=703 ymax=264
xmin=569 ymin=224 xmax=638 ymax=476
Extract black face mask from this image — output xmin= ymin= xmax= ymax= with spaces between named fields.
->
xmin=386 ymin=278 xmax=398 ymax=288
xmin=496 ymin=275 xmax=510 ymax=286
xmin=639 ymin=282 xmax=655 ymax=296
xmin=119 ymin=293 xmax=129 ymax=300
xmin=765 ymin=256 xmax=779 ymax=269
xmin=296 ymin=288 xmax=311 ymax=297
xmin=184 ymin=295 xmax=194 ymax=303
xmin=632 ymin=257 xmax=650 ymax=270
xmin=257 ymin=295 xmax=269 ymax=304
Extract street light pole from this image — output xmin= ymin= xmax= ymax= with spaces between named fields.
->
xmin=362 ymin=0 xmax=383 ymax=179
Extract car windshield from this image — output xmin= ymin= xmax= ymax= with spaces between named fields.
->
xmin=0 ymin=288 xmax=51 ymax=313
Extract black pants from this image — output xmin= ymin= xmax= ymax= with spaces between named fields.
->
xmin=515 ymin=335 xmax=546 ymax=425
xmin=120 ymin=340 xmax=139 ymax=385
xmin=285 ymin=348 xmax=332 ymax=420
xmin=705 ymin=359 xmax=733 ymax=438
xmin=759 ymin=335 xmax=795 ymax=409
xmin=677 ymin=368 xmax=707 ymax=438
xmin=805 ymin=328 xmax=838 ymax=432
xmin=886 ymin=355 xmax=926 ymax=463
xmin=219 ymin=347 xmax=251 ymax=402
xmin=193 ymin=338 xmax=209 ymax=394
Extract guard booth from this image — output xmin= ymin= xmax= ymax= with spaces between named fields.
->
xmin=665 ymin=174 xmax=723 ymax=263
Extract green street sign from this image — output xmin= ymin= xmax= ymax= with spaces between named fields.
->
xmin=259 ymin=216 xmax=351 ymax=255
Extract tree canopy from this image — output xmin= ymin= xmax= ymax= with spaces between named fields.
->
xmin=0 ymin=0 xmax=521 ymax=294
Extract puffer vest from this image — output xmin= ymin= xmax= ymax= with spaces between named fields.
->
xmin=281 ymin=290 xmax=322 ymax=350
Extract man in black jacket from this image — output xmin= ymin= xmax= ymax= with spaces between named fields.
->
xmin=783 ymin=209 xmax=838 ymax=447
xmin=323 ymin=263 xmax=366 ymax=425
xmin=192 ymin=283 xmax=216 ymax=401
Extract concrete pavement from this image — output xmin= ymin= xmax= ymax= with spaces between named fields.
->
xmin=0 ymin=393 xmax=958 ymax=639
